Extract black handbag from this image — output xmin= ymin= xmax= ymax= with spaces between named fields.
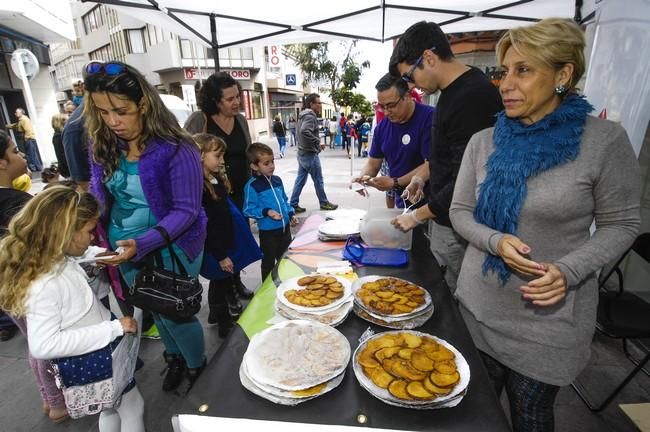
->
xmin=127 ymin=226 xmax=202 ymax=322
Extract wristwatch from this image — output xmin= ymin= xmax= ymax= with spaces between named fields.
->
xmin=392 ymin=177 xmax=399 ymax=190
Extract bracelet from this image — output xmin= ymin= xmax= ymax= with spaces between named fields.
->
xmin=392 ymin=177 xmax=399 ymax=190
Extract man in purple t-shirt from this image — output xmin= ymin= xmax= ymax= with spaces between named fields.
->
xmin=351 ymin=73 xmax=434 ymax=208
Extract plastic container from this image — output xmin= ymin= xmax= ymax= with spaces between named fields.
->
xmin=359 ymin=208 xmax=413 ymax=250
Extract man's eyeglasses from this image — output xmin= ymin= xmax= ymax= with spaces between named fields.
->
xmin=377 ymin=96 xmax=404 ymax=112
xmin=401 ymin=46 xmax=436 ymax=84
xmin=84 ymin=62 xmax=127 ymax=77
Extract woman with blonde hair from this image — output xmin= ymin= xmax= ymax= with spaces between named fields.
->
xmin=0 ymin=187 xmax=143 ymax=431
xmin=51 ymin=113 xmax=70 ymax=177
xmin=449 ymin=18 xmax=640 ymax=430
xmin=83 ymin=61 xmax=207 ymax=393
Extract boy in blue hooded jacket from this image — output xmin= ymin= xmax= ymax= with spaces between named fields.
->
xmin=243 ymin=143 xmax=298 ymax=280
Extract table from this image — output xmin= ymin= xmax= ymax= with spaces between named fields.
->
xmin=178 ymin=215 xmax=510 ymax=431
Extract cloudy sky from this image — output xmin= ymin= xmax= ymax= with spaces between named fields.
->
xmin=328 ymin=40 xmax=395 ymax=103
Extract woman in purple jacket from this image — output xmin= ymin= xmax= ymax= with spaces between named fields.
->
xmin=84 ymin=61 xmax=207 ymax=393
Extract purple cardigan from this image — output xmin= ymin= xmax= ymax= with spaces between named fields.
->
xmin=90 ymin=137 xmax=207 ymax=263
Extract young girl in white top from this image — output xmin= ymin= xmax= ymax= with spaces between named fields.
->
xmin=0 ymin=186 xmax=144 ymax=432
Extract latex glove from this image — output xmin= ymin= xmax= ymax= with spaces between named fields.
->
xmin=496 ymin=234 xmax=546 ymax=277
xmin=519 ymin=263 xmax=567 ymax=306
xmin=219 ymin=257 xmax=234 ymax=273
xmin=391 ymin=212 xmax=423 ymax=232
xmin=402 ymin=175 xmax=425 ymax=203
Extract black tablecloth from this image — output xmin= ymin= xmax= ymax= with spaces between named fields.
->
xmin=179 ymin=227 xmax=510 ymax=431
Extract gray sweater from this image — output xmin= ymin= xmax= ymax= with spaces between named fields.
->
xmin=297 ymin=108 xmax=321 ymax=154
xmin=449 ymin=116 xmax=641 ymax=386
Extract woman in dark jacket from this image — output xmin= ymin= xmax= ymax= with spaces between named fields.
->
xmin=184 ymin=72 xmax=255 ymax=313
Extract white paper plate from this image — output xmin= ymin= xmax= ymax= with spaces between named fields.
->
xmin=318 ymin=219 xmax=360 ymax=236
xmin=244 ymin=320 xmax=351 ymax=391
xmin=352 ymin=330 xmax=471 ymax=408
xmin=325 ymin=208 xmax=367 ymax=221
xmin=240 ymin=359 xmax=345 ymax=401
xmin=351 ymin=276 xmax=432 ymax=318
xmin=275 ymin=297 xmax=353 ymax=327
xmin=353 ymin=303 xmax=434 ymax=330
xmin=277 ymin=275 xmax=352 ymax=313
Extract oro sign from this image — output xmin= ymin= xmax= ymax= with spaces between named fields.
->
xmin=268 ymin=45 xmax=283 ymax=67
xmin=184 ymin=68 xmax=250 ymax=81
xmin=229 ymin=69 xmax=250 ymax=80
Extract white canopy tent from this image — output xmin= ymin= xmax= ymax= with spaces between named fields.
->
xmin=82 ymin=0 xmax=597 ymax=67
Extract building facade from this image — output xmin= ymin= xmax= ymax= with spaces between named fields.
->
xmin=1 ymin=0 xmax=75 ymax=166
xmin=49 ymin=2 xmax=271 ymax=138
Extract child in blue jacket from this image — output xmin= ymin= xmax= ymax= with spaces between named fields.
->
xmin=243 ymin=143 xmax=298 ymax=281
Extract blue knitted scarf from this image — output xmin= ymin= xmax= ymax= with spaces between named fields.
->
xmin=474 ymin=94 xmax=593 ymax=284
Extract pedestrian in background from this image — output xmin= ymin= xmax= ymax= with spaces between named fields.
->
xmin=272 ymin=114 xmax=287 ymax=158
xmin=5 ymin=108 xmax=43 ymax=172
xmin=289 ymin=93 xmax=338 ymax=213
xmin=287 ymin=116 xmax=297 ymax=147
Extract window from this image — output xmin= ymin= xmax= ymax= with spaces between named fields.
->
xmin=89 ymin=45 xmax=112 ymax=62
xmin=241 ymin=47 xmax=254 ymax=68
xmin=82 ymin=7 xmax=105 ymax=34
xmin=179 ymin=39 xmax=192 ymax=59
xmin=127 ymin=29 xmax=146 ymax=54
xmin=242 ymin=89 xmax=264 ymax=120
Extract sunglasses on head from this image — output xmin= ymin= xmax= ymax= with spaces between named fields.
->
xmin=84 ymin=62 xmax=127 ymax=77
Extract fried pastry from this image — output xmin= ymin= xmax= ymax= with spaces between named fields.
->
xmin=284 ymin=276 xmax=345 ymax=307
xmin=357 ymin=277 xmax=427 ymax=316
xmin=357 ymin=332 xmax=460 ymax=401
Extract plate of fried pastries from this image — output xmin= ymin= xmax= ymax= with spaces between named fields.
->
xmin=353 ymin=330 xmax=470 ymax=409
xmin=240 ymin=320 xmax=350 ymax=405
xmin=351 ymin=276 xmax=433 ymax=328
xmin=277 ymin=275 xmax=353 ymax=314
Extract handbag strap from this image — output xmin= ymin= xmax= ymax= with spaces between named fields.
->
xmin=152 ymin=226 xmax=190 ymax=277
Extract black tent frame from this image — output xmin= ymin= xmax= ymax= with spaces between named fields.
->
xmin=82 ymin=0 xmax=585 ymax=70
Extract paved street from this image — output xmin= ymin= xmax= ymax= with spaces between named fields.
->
xmin=0 ymin=136 xmax=647 ymax=431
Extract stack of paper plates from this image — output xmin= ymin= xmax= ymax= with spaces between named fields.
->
xmin=324 ymin=208 xmax=367 ymax=221
xmin=240 ymin=320 xmax=350 ymax=405
xmin=318 ymin=219 xmax=360 ymax=241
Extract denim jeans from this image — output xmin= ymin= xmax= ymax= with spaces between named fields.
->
xmin=276 ymin=135 xmax=286 ymax=156
xmin=24 ymin=138 xmax=43 ymax=171
xmin=290 ymin=152 xmax=329 ymax=206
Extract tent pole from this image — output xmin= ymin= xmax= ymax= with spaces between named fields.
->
xmin=574 ymin=0 xmax=583 ymax=22
xmin=381 ymin=0 xmax=386 ymax=42
xmin=210 ymin=13 xmax=220 ymax=71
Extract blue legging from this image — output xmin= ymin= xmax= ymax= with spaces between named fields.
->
xmin=480 ymin=351 xmax=560 ymax=432
xmin=153 ymin=313 xmax=205 ymax=368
